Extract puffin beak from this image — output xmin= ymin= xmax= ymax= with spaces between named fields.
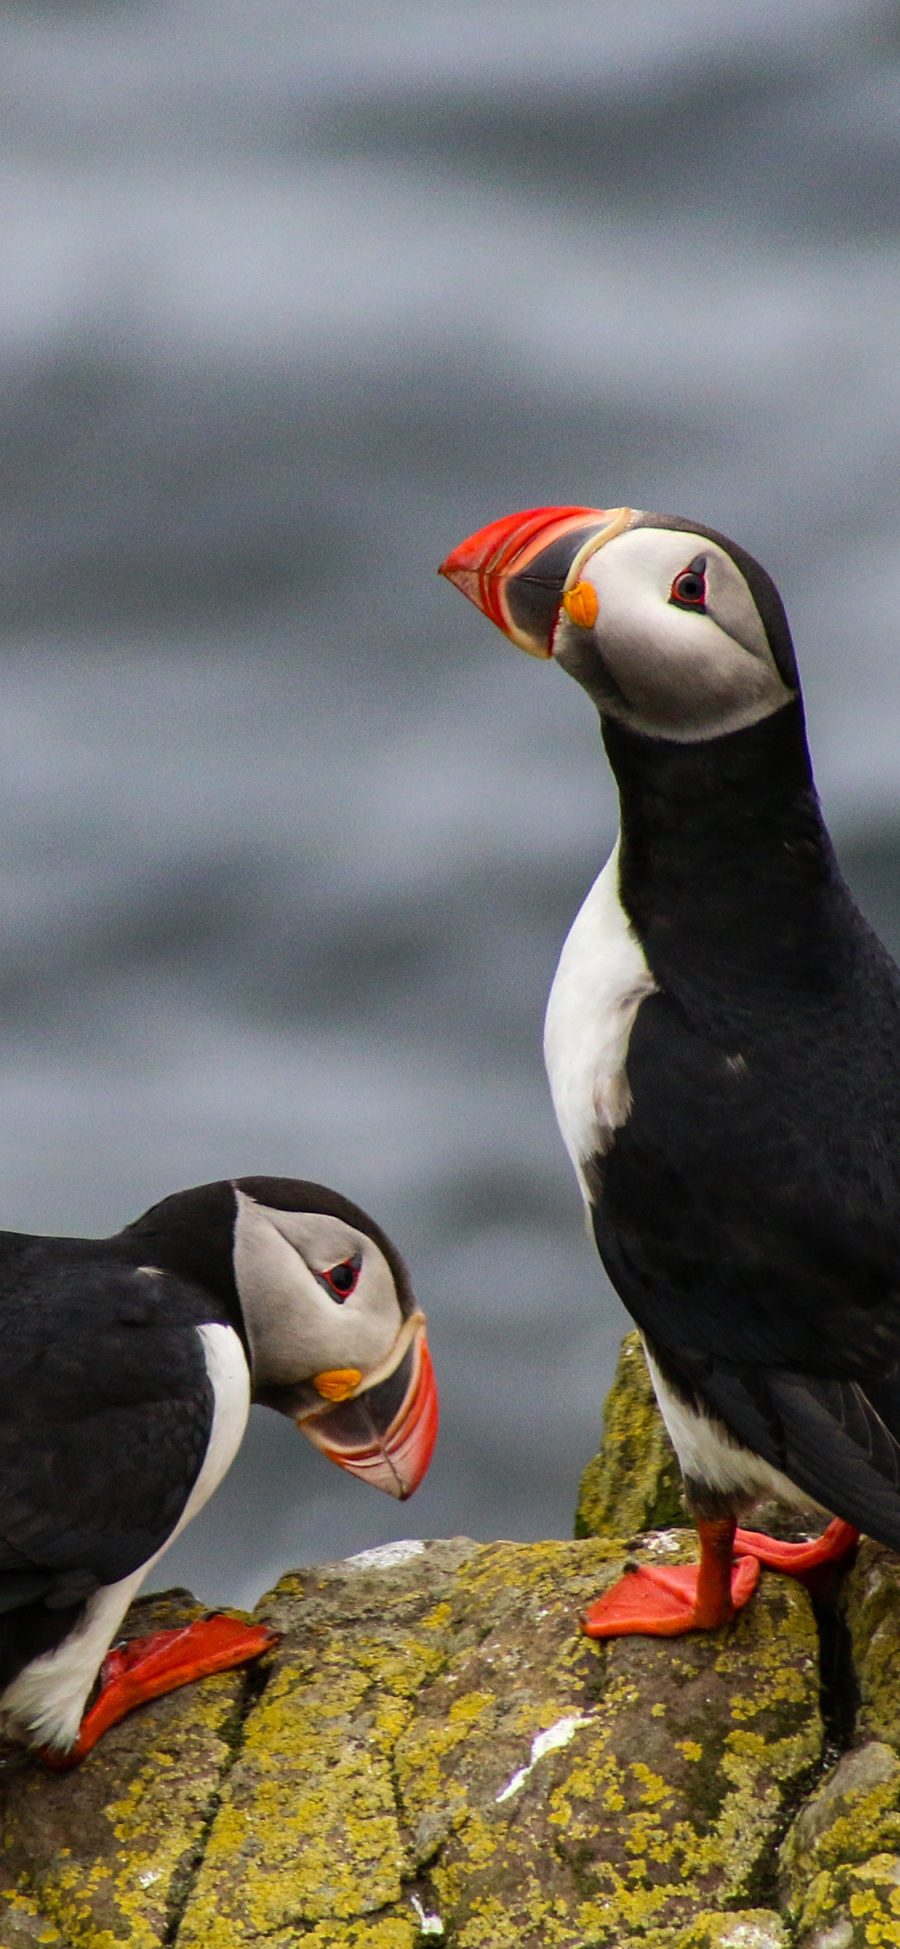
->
xmin=439 ymin=504 xmax=632 ymax=656
xmin=296 ymin=1311 xmax=438 ymax=1501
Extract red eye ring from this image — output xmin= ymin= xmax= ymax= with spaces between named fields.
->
xmin=669 ymin=557 xmax=707 ymax=610
xmin=323 ymin=1257 xmax=360 ymax=1302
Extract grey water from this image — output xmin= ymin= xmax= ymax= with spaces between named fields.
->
xmin=1 ymin=0 xmax=900 ymax=1605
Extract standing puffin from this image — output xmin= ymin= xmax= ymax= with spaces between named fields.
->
xmin=0 ymin=1175 xmax=437 ymax=1760
xmin=441 ymin=504 xmax=900 ymax=1638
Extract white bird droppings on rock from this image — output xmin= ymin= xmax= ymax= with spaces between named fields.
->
xmin=496 ymin=1713 xmax=587 ymax=1803
xmin=411 ymin=1892 xmax=445 ymax=1937
xmin=718 ymin=1925 xmax=790 ymax=1949
xmin=345 ymin=1539 xmax=426 ymax=1571
xmin=643 ymin=1529 xmax=682 ymax=1556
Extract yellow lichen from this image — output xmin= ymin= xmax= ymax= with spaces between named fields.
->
xmin=422 ymin=1601 xmax=452 ymax=1632
xmin=575 ymin=1329 xmax=686 ymax=1539
xmin=261 ymin=1924 xmax=418 ymax=1949
xmin=0 ymin=1656 xmax=244 ymax=1949
xmin=844 ymin=1546 xmax=900 ymax=1753
xmin=0 ymin=1888 xmax=68 ymax=1946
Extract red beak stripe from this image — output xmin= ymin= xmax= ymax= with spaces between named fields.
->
xmin=297 ymin=1316 xmax=438 ymax=1501
xmin=439 ymin=504 xmax=631 ymax=655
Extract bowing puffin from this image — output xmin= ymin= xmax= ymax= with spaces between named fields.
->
xmin=0 ymin=1175 xmax=437 ymax=1760
xmin=441 ymin=503 xmax=900 ymax=1637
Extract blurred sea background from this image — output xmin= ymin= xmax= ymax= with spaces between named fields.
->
xmin=1 ymin=0 xmax=900 ymax=1606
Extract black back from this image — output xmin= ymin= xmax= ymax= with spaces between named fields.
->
xmin=0 ymin=1245 xmax=225 ymax=1691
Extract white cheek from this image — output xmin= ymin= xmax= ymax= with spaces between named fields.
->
xmin=586 ymin=584 xmax=777 ymax=738
xmin=572 ymin=525 xmax=789 ymax=738
xmin=605 ymin=586 xmax=707 ymax=657
xmin=326 ymin=1287 xmax=402 ymax=1369
xmin=233 ymin=1198 xmax=327 ymax=1378
xmin=588 ymin=546 xmax=717 ymax=687
xmin=589 ymin=544 xmax=723 ymax=673
xmin=233 ymin=1194 xmax=402 ymax=1386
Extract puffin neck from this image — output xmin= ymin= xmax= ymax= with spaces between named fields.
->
xmin=119 ymin=1184 xmax=249 ymax=1356
xmin=603 ymin=700 xmax=849 ymax=999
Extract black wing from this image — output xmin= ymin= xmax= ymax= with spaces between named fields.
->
xmin=0 ymin=1260 xmax=220 ymax=1614
xmin=594 ymin=989 xmax=900 ymax=1539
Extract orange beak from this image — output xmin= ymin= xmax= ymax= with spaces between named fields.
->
xmin=296 ymin=1311 xmax=438 ymax=1501
xmin=439 ymin=504 xmax=631 ymax=656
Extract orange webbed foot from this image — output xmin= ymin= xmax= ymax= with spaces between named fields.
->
xmin=41 ymin=1613 xmax=279 ymax=1769
xmin=733 ymin=1516 xmax=859 ymax=1576
xmin=581 ymin=1514 xmax=861 ymax=1643
xmin=582 ymin=1551 xmax=760 ymax=1639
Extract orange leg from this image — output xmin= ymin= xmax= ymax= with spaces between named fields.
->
xmin=733 ymin=1515 xmax=859 ymax=1575
xmin=41 ymin=1613 xmax=279 ymax=1769
xmin=582 ymin=1516 xmax=760 ymax=1639
xmin=582 ymin=1513 xmax=861 ymax=1642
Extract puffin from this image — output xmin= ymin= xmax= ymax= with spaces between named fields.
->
xmin=440 ymin=503 xmax=900 ymax=1638
xmin=0 ymin=1174 xmax=437 ymax=1760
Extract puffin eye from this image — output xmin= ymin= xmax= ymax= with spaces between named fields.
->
xmin=669 ymin=556 xmax=708 ymax=611
xmin=322 ymin=1255 xmax=361 ymax=1302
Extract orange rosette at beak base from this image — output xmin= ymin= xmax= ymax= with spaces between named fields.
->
xmin=297 ymin=1311 xmax=438 ymax=1501
xmin=439 ymin=504 xmax=631 ymax=656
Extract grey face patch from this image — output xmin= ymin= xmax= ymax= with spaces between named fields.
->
xmin=638 ymin=512 xmax=800 ymax=691
xmin=552 ymin=524 xmax=795 ymax=742
xmin=232 ymin=1191 xmax=404 ymax=1392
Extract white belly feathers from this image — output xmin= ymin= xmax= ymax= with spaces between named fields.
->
xmin=543 ymin=839 xmax=656 ymax=1203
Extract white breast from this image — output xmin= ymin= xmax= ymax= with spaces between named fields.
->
xmin=543 ymin=839 xmax=656 ymax=1202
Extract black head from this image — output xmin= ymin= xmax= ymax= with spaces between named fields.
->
xmin=123 ymin=1174 xmax=416 ymax=1334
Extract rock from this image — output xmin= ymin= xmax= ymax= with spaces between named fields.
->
xmin=575 ymin=1330 xmax=685 ymax=1539
xmin=0 ymin=1588 xmax=248 ymax=1949
xmin=841 ymin=1539 xmax=900 ymax=1752
xmin=774 ymin=1539 xmax=900 ymax=1947
xmin=0 ymin=1339 xmax=898 ymax=1948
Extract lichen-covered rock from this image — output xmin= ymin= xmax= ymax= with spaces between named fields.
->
xmin=664 ymin=1916 xmax=791 ymax=1949
xmin=575 ymin=1331 xmax=686 ymax=1540
xmin=0 ymin=1590 xmax=249 ymax=1948
xmin=2 ymin=1339 xmax=899 ymax=1948
xmin=772 ymin=1543 xmax=900 ymax=1947
xmin=0 ymin=1888 xmax=67 ymax=1946
xmin=842 ymin=1541 xmax=900 ymax=1752
xmin=780 ymin=1741 xmax=900 ymax=1929
xmin=0 ymin=1537 xmax=822 ymax=1949
xmin=413 ymin=1546 xmax=819 ymax=1949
